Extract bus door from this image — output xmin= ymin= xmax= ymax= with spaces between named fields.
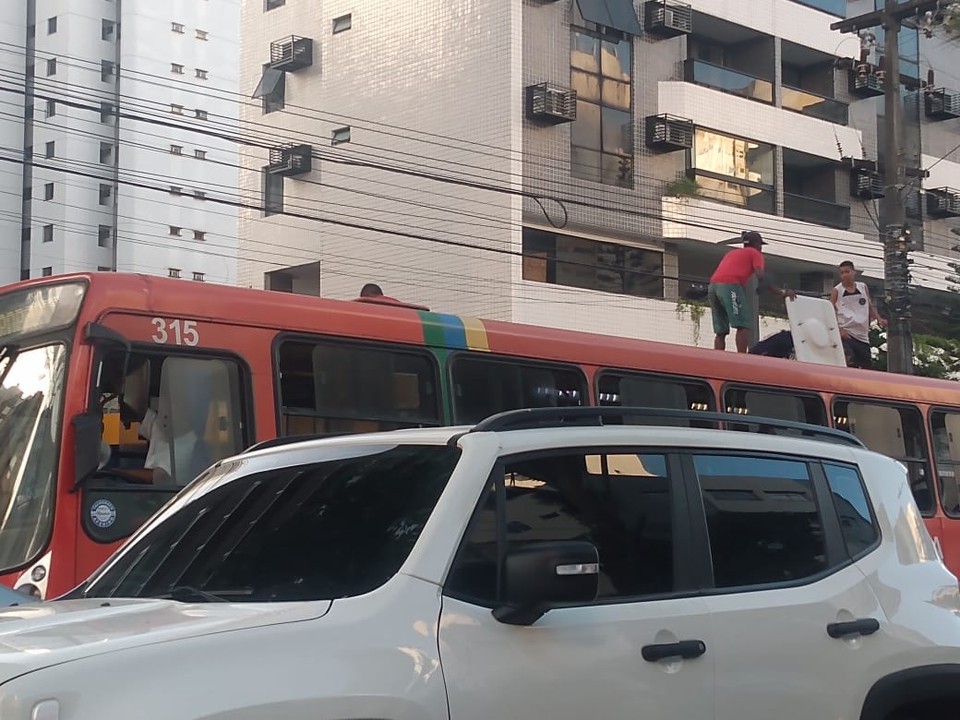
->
xmin=930 ymin=409 xmax=960 ymax=577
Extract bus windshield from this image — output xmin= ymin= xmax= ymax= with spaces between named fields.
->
xmin=0 ymin=343 xmax=67 ymax=571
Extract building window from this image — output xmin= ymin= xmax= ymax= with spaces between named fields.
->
xmin=193 ymin=189 xmax=206 ymax=200
xmin=101 ymin=60 xmax=115 ymax=82
xmin=331 ymin=126 xmax=351 ymax=145
xmin=171 ymin=63 xmax=184 ymax=74
xmin=265 ymin=0 xmax=285 ymax=10
xmin=100 ymin=101 xmax=114 ymax=123
xmin=46 ymin=58 xmax=56 ymax=76
xmin=194 ymin=149 xmax=206 ymax=160
xmin=253 ymin=66 xmax=285 ymax=113
xmin=170 ymin=185 xmax=182 ymax=195
xmin=42 ymin=224 xmax=53 ymax=242
xmin=690 ymin=128 xmax=775 ymax=213
xmin=99 ymin=183 xmax=112 ymax=205
xmin=45 ymin=99 xmax=55 ymax=118
xmin=168 ymin=268 xmax=181 ymax=278
xmin=42 ymin=267 xmax=53 ymax=277
xmin=570 ymin=28 xmax=633 ymax=188
xmin=332 ymin=13 xmax=352 ymax=33
xmin=99 ymin=141 xmax=114 ymax=164
xmin=101 ymin=19 xmax=115 ymax=40
xmin=196 ymin=29 xmax=208 ymax=40
xmin=195 ymin=68 xmax=208 ymax=80
xmin=194 ymin=109 xmax=208 ymax=120
xmin=521 ymin=227 xmax=663 ymax=299
xmin=47 ymin=17 xmax=57 ymax=34
xmin=44 ymin=141 xmax=55 ymax=158
xmin=170 ymin=144 xmax=183 ymax=155
xmin=193 ymin=230 xmax=206 ymax=241
xmin=172 ymin=22 xmax=185 ymax=33
xmin=98 ymin=225 xmax=111 ymax=247
xmin=44 ymin=182 xmax=54 ymax=200
xmin=170 ymin=103 xmax=184 ymax=114
xmin=169 ymin=226 xmax=182 ymax=236
xmin=192 ymin=271 xmax=205 ymax=281
xmin=262 ymin=167 xmax=283 ymax=216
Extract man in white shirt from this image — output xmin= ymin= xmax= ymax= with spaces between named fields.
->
xmin=830 ymin=260 xmax=887 ymax=369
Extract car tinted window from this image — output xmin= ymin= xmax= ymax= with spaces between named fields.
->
xmin=84 ymin=445 xmax=460 ymax=601
xmin=694 ymin=454 xmax=827 ymax=588
xmin=823 ymin=462 xmax=878 ymax=557
xmin=446 ymin=451 xmax=675 ymax=604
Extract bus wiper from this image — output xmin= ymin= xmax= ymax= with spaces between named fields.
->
xmin=157 ymin=585 xmax=230 ymax=603
xmin=0 ymin=344 xmax=18 ymax=386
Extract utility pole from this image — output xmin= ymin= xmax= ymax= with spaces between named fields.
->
xmin=832 ymin=0 xmax=946 ymax=374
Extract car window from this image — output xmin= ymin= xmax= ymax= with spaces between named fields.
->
xmin=446 ymin=450 xmax=676 ymax=605
xmin=83 ymin=444 xmax=460 ymax=601
xmin=693 ymin=454 xmax=827 ymax=589
xmin=823 ymin=462 xmax=878 ymax=558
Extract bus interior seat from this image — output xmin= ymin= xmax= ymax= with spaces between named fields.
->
xmin=847 ymin=404 xmax=906 ymax=460
xmin=619 ymin=378 xmax=688 ymax=425
xmin=744 ymin=391 xmax=803 ymax=425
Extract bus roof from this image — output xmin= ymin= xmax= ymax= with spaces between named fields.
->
xmin=19 ymin=271 xmax=960 ymax=406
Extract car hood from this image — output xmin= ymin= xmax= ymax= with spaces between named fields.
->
xmin=0 ymin=597 xmax=331 ymax=681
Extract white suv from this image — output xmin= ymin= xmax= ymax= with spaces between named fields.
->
xmin=1 ymin=408 xmax=958 ymax=720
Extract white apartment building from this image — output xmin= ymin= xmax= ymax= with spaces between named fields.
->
xmin=0 ymin=0 xmax=240 ymax=287
xmin=237 ymin=0 xmax=960 ymax=346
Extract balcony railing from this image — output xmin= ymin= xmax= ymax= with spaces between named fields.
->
xmin=783 ymin=193 xmax=851 ymax=229
xmin=684 ymin=59 xmax=773 ymax=104
xmin=782 ymin=86 xmax=848 ymax=125
xmin=692 ymin=172 xmax=775 ymax=214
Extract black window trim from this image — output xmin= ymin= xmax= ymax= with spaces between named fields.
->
xmin=446 ymin=350 xmax=590 ymax=425
xmin=271 ymin=332 xmax=445 ymax=436
xmin=442 ymin=446 xmax=698 ymax=609
xmin=831 ymin=395 xmax=934 ymax=517
xmin=819 ymin=459 xmax=883 ymax=561
xmin=686 ymin=449 xmax=853 ymax=596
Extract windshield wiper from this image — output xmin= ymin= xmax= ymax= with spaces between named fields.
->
xmin=156 ymin=585 xmax=231 ymax=603
xmin=0 ymin=344 xmax=18 ymax=387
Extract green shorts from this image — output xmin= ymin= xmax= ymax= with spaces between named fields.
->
xmin=708 ymin=283 xmax=749 ymax=335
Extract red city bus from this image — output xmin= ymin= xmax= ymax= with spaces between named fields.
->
xmin=1 ymin=271 xmax=959 ymax=598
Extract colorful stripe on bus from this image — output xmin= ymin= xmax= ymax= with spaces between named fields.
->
xmin=419 ymin=311 xmax=490 ymax=352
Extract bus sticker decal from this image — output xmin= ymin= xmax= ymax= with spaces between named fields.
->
xmin=90 ymin=499 xmax=117 ymax=529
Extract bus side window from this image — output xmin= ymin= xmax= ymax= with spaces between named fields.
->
xmin=930 ymin=411 xmax=960 ymax=518
xmin=722 ymin=387 xmax=827 ymax=435
xmin=835 ymin=400 xmax=932 ymax=515
xmin=276 ymin=339 xmax=441 ymax=435
xmin=450 ymin=356 xmax=586 ymax=424
xmin=596 ymin=371 xmax=713 ymax=427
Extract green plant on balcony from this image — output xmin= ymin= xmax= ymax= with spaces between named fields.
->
xmin=665 ymin=174 xmax=699 ymax=198
xmin=675 ymin=297 xmax=707 ymax=345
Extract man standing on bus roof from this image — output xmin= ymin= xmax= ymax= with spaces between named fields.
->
xmin=830 ymin=260 xmax=886 ymax=370
xmin=708 ymin=231 xmax=796 ymax=353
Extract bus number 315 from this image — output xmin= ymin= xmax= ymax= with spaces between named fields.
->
xmin=151 ymin=318 xmax=200 ymax=346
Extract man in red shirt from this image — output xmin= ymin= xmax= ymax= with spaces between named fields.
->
xmin=708 ymin=231 xmax=795 ymax=353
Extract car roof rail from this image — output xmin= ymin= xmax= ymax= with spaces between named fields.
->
xmin=468 ymin=407 xmax=864 ymax=447
xmin=242 ymin=432 xmax=350 ymax=453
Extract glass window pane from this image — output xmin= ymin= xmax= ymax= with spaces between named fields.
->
xmin=931 ymin=411 xmax=960 ymax=517
xmin=601 ymin=153 xmax=633 ymax=188
xmin=722 ymin=388 xmax=828 ymax=437
xmin=834 ymin=401 xmax=932 ymax=514
xmin=601 ymin=107 xmax=632 ymax=154
xmin=601 ymin=38 xmax=631 ymax=80
xmin=571 ymin=31 xmax=599 ymax=72
xmin=601 ymin=79 xmax=631 ymax=110
xmin=571 ymin=146 xmax=602 ymax=182
xmin=693 ymin=129 xmax=773 ymax=185
xmin=823 ymin=463 xmax=878 ymax=557
xmin=694 ymin=454 xmax=827 ymax=588
xmin=571 ymin=100 xmax=602 ymax=150
xmin=571 ymin=69 xmax=601 ymax=102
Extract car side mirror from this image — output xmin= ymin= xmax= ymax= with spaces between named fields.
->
xmin=73 ymin=411 xmax=103 ymax=485
xmin=492 ymin=541 xmax=599 ymax=626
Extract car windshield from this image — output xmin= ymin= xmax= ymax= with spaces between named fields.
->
xmin=0 ymin=344 xmax=67 ymax=572
xmin=82 ymin=443 xmax=461 ymax=602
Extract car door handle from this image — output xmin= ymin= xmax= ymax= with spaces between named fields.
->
xmin=641 ymin=639 xmax=707 ymax=662
xmin=826 ymin=618 xmax=880 ymax=639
